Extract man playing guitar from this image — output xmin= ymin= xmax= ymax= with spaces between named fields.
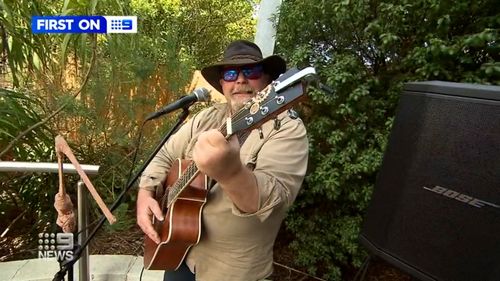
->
xmin=136 ymin=40 xmax=309 ymax=281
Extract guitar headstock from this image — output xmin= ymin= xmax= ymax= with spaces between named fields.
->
xmin=228 ymin=67 xmax=316 ymax=135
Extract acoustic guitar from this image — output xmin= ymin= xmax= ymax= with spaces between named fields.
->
xmin=143 ymin=67 xmax=316 ymax=270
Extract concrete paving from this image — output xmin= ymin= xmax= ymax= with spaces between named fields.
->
xmin=0 ymin=255 xmax=164 ymax=281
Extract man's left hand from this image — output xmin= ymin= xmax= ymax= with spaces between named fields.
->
xmin=193 ymin=129 xmax=243 ymax=184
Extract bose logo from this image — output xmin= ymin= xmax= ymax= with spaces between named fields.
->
xmin=423 ymin=185 xmax=500 ymax=209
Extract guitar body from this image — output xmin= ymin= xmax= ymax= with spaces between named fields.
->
xmin=143 ymin=158 xmax=208 ymax=270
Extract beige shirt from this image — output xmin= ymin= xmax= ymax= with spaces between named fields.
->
xmin=139 ymin=103 xmax=308 ymax=281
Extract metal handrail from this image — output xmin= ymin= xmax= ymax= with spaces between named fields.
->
xmin=0 ymin=161 xmax=99 ymax=175
xmin=0 ymin=161 xmax=99 ymax=281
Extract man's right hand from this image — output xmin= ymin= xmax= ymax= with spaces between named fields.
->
xmin=136 ymin=188 xmax=164 ymax=244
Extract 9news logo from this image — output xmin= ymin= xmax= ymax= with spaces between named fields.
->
xmin=37 ymin=232 xmax=74 ymax=262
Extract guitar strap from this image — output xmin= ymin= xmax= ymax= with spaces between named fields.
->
xmin=238 ymin=130 xmax=257 ymax=171
xmin=236 ymin=130 xmax=251 ymax=147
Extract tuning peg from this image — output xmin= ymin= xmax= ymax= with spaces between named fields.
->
xmin=288 ymin=109 xmax=299 ymax=120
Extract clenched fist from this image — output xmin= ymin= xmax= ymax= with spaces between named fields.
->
xmin=192 ymin=129 xmax=244 ymax=185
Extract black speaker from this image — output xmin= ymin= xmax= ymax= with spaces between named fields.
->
xmin=360 ymin=81 xmax=500 ymax=281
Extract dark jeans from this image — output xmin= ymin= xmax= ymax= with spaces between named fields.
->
xmin=163 ymin=262 xmax=195 ymax=281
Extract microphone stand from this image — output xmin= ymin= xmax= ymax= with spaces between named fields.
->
xmin=52 ymin=107 xmax=191 ymax=281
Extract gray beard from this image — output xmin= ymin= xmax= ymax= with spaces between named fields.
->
xmin=230 ymin=101 xmax=245 ymax=115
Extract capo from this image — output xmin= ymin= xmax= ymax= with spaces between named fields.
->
xmin=226 ymin=117 xmax=233 ymax=136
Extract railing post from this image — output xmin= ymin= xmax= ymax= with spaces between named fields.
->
xmin=77 ymin=180 xmax=90 ymax=281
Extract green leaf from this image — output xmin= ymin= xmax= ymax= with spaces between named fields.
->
xmin=60 ymin=33 xmax=72 ymax=67
xmin=32 ymin=51 xmax=41 ymax=70
xmin=62 ymin=0 xmax=71 ymax=14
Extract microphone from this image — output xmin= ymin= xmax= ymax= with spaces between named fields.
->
xmin=145 ymin=88 xmax=211 ymax=121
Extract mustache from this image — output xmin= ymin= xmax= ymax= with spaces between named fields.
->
xmin=231 ymin=85 xmax=255 ymax=95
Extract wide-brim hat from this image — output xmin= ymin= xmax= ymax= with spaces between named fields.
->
xmin=201 ymin=40 xmax=287 ymax=93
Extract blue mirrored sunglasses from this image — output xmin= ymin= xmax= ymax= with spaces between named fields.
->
xmin=222 ymin=64 xmax=264 ymax=82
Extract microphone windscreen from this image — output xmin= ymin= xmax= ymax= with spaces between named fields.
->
xmin=193 ymin=87 xmax=211 ymax=102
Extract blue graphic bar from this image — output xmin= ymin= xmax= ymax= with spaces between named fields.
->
xmin=32 ymin=16 xmax=107 ymax=34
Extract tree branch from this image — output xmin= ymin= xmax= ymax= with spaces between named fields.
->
xmin=273 ymin=261 xmax=327 ymax=281
xmin=0 ymin=209 xmax=27 ymax=238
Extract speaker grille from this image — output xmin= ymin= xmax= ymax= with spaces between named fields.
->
xmin=361 ymin=82 xmax=500 ymax=281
